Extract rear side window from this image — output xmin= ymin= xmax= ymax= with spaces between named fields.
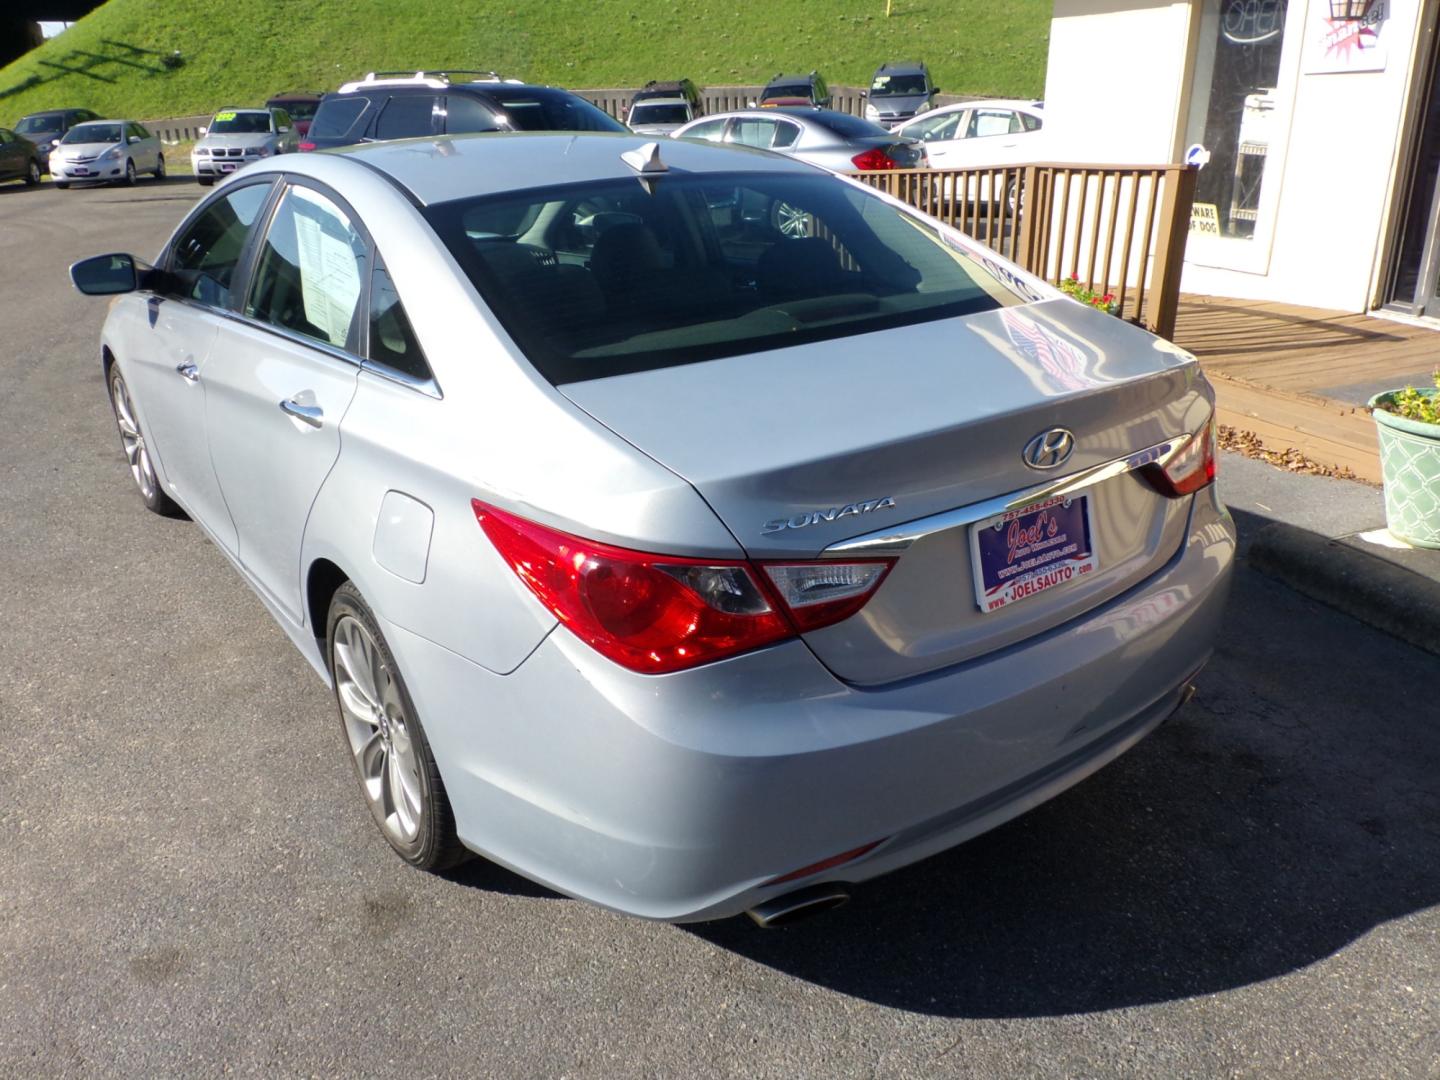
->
xmin=309 ymin=97 xmax=370 ymax=139
xmin=168 ymin=182 xmax=275 ymax=308
xmin=444 ymin=94 xmax=503 ymax=135
xmin=367 ymin=263 xmax=431 ymax=381
xmin=423 ymin=172 xmax=1023 ymax=384
xmin=245 ymin=186 xmax=367 ymax=349
xmin=375 ymin=95 xmax=439 ymax=140
xmin=1021 ymin=112 xmax=1043 ymax=132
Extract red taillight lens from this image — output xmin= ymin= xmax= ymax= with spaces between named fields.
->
xmin=472 ymin=502 xmax=895 ymax=673
xmin=765 ymin=839 xmax=886 ymax=886
xmin=1146 ymin=418 xmax=1218 ymax=497
xmin=850 ymin=147 xmax=897 ymax=171
xmin=297 ymin=141 xmax=317 ymax=152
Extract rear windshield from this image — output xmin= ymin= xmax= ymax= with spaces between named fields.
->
xmin=17 ymin=114 xmax=63 ymax=135
xmin=487 ymin=89 xmax=626 ymax=132
xmin=629 ymin=103 xmax=690 ymax=125
xmin=269 ymin=99 xmax=318 ymax=120
xmin=62 ymin=123 xmax=122 ymax=144
xmin=209 ymin=111 xmax=271 ymax=134
xmin=807 ymin=112 xmax=891 ymax=138
xmin=424 ymin=171 xmax=1022 ymax=384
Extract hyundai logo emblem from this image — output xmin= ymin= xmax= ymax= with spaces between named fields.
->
xmin=1022 ymin=428 xmax=1075 ymax=470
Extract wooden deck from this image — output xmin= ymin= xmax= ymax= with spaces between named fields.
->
xmin=1171 ymin=296 xmax=1440 ymax=483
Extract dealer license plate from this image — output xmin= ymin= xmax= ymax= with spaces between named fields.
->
xmin=970 ymin=494 xmax=1098 ymax=613
xmin=220 ymin=162 xmax=238 ymax=172
xmin=71 ymin=167 xmax=89 ymax=176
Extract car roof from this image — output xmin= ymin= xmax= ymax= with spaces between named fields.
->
xmin=294 ymin=132 xmax=819 ymax=207
xmin=631 ymin=96 xmax=689 ymax=106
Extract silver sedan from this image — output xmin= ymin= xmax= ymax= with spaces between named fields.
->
xmin=70 ymin=132 xmax=1233 ymax=924
xmin=672 ymin=107 xmax=922 ymax=173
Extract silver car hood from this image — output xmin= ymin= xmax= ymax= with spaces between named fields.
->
xmin=560 ymin=298 xmax=1203 ymax=559
xmin=52 ymin=141 xmax=121 ymax=157
xmin=197 ymin=133 xmax=274 ymax=150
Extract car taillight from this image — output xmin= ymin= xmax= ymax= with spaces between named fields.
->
xmin=850 ymin=147 xmax=897 ymax=171
xmin=472 ymin=501 xmax=894 ymax=674
xmin=1146 ymin=418 xmax=1217 ymax=497
xmin=297 ymin=141 xmax=316 ymax=152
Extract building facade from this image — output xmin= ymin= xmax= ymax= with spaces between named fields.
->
xmin=1044 ymin=0 xmax=1440 ymax=317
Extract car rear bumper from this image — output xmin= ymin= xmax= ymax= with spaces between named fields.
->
xmin=385 ymin=488 xmax=1234 ymax=921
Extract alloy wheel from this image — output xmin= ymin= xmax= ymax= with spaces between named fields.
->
xmin=110 ymin=372 xmax=157 ymax=501
xmin=332 ymin=614 xmax=425 ymax=845
xmin=773 ymin=200 xmax=814 ymax=239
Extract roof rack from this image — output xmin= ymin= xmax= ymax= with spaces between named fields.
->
xmin=338 ymin=70 xmax=522 ymax=92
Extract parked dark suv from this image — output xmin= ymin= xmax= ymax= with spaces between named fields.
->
xmin=14 ymin=108 xmax=103 ymax=169
xmin=301 ymin=71 xmax=626 ymax=151
xmin=757 ymin=72 xmax=830 ymax=109
xmin=865 ymin=61 xmax=937 ymax=129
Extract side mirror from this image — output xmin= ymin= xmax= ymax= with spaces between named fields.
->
xmin=70 ymin=253 xmax=139 ymax=295
xmin=278 ymin=125 xmax=291 ymax=133
xmin=128 ymin=135 xmax=141 ymax=144
xmin=747 ymin=99 xmax=757 ymax=108
xmin=199 ymin=125 xmax=208 ymax=135
xmin=932 ymin=86 xmax=941 ymax=94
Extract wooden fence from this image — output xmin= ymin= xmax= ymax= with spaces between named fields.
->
xmin=576 ymin=85 xmax=981 ymax=121
xmin=854 ymin=162 xmax=1198 ymax=340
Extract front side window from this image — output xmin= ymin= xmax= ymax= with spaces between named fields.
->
xmin=485 ymin=90 xmax=626 ymax=133
xmin=168 ymin=182 xmax=275 ymax=307
xmin=376 ymin=95 xmax=439 ymax=140
xmin=444 ymin=94 xmax=503 ymax=135
xmin=310 ymin=98 xmax=369 ymax=139
xmin=424 ymin=172 xmax=1024 ymax=384
xmin=367 ymin=262 xmax=431 ymax=381
xmin=246 ymin=185 xmax=367 ymax=349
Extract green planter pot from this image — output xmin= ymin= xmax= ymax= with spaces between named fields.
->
xmin=1370 ymin=390 xmax=1440 ymax=549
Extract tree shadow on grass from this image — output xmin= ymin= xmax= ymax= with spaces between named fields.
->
xmin=0 ymin=39 xmax=175 ymax=102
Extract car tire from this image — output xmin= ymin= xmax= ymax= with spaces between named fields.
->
xmin=196 ymin=176 xmax=214 ymax=187
xmin=154 ymin=154 xmax=165 ymax=180
xmin=24 ymin=159 xmax=40 ymax=186
xmin=107 ymin=365 xmax=183 ymax=517
xmin=123 ymin=159 xmax=136 ymax=186
xmin=327 ymin=582 xmax=469 ymax=872
xmin=54 ymin=181 xmax=69 ymax=189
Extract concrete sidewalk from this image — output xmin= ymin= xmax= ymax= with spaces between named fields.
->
xmin=1222 ymin=452 xmax=1440 ymax=657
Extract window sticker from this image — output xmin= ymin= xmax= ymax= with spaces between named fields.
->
xmin=291 ymin=188 xmax=362 ymax=347
xmin=214 ymin=111 xmax=237 ymax=122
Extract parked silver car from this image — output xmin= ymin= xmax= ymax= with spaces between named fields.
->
xmin=192 ymin=107 xmax=299 ymax=186
xmin=70 ymin=133 xmax=1233 ymax=924
xmin=49 ymin=120 xmax=164 ymax=187
xmin=673 ymin=107 xmax=921 ymax=173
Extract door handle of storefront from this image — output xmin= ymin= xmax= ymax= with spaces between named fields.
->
xmin=175 ymin=362 xmax=199 ymax=382
xmin=279 ymin=398 xmax=324 ymax=428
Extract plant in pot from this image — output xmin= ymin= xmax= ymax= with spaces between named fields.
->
xmin=1059 ymin=274 xmax=1119 ymax=316
xmin=1369 ymin=370 xmax=1440 ymax=548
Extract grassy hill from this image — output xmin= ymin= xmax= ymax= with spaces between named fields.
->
xmin=0 ymin=0 xmax=1049 ymax=123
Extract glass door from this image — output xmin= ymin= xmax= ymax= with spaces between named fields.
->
xmin=1386 ymin=26 xmax=1440 ymax=317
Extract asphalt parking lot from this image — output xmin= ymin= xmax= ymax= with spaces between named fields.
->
xmin=3 ymin=178 xmax=1439 ymax=1078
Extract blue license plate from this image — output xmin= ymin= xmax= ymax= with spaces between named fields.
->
xmin=970 ymin=494 xmax=1098 ymax=613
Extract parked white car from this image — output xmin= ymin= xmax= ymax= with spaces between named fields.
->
xmin=50 ymin=120 xmax=164 ymax=188
xmin=899 ymin=100 xmax=1046 ymax=170
xmin=192 ymin=107 xmax=299 ymax=186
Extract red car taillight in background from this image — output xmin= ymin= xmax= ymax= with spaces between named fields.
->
xmin=297 ymin=141 xmax=317 ymax=152
xmin=473 ymin=501 xmax=893 ymax=674
xmin=850 ymin=147 xmax=898 ymax=171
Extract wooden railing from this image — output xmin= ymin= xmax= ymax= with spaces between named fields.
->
xmin=853 ymin=163 xmax=1198 ymax=340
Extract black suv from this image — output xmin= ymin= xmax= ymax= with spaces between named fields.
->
xmin=757 ymin=72 xmax=830 ymax=109
xmin=14 ymin=108 xmax=103 ymax=168
xmin=865 ymin=61 xmax=937 ymax=128
xmin=302 ymin=72 xmax=626 ymax=151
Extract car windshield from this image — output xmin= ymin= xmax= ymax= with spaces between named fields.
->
xmin=16 ymin=115 xmax=63 ymax=135
xmin=62 ymin=123 xmax=122 ymax=144
xmin=870 ymin=74 xmax=929 ymax=96
xmin=488 ymin=90 xmax=626 ymax=133
xmin=209 ymin=111 xmax=271 ymax=134
xmin=270 ymin=99 xmax=317 ymax=120
xmin=629 ymin=103 xmax=690 ymax=125
xmin=424 ymin=171 xmax=1022 ymax=384
xmin=763 ymin=84 xmax=812 ymax=100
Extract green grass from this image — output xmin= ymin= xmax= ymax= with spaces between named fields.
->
xmin=0 ymin=0 xmax=1049 ymax=124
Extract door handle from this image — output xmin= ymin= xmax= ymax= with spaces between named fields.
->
xmin=279 ymin=398 xmax=324 ymax=428
xmin=175 ymin=362 xmax=199 ymax=382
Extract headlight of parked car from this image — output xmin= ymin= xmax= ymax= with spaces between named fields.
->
xmin=194 ymin=146 xmax=209 ymax=156
xmin=865 ymin=104 xmax=880 ymax=120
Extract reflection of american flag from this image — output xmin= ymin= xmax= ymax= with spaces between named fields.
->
xmin=999 ymin=309 xmax=1096 ymax=393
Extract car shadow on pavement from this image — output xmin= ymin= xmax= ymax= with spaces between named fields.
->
xmin=687 ymin=519 xmax=1440 ymax=1018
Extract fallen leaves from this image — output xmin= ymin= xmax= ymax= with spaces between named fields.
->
xmin=1217 ymin=424 xmax=1361 ymax=481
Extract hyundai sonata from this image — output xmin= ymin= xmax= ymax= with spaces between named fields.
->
xmin=70 ymin=133 xmax=1234 ymax=924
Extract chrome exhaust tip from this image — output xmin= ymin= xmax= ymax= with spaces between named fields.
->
xmin=746 ymin=884 xmax=852 ymax=928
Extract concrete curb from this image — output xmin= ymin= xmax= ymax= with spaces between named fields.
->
xmin=1248 ymin=522 xmax=1440 ymax=658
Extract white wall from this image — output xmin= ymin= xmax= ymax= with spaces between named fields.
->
xmin=1042 ymin=0 xmax=1197 ymax=163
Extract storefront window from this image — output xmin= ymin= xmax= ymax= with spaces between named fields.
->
xmin=1185 ymin=0 xmax=1290 ymax=240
